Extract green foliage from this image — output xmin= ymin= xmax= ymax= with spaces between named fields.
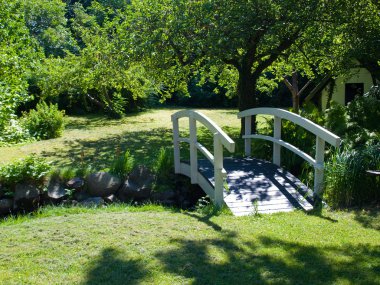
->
xmin=152 ymin=147 xmax=174 ymax=192
xmin=0 ymin=119 xmax=33 ymax=146
xmin=0 ymin=0 xmax=41 ymax=132
xmin=153 ymin=147 xmax=173 ymax=179
xmin=324 ymin=101 xmax=349 ymax=137
xmin=325 ymin=93 xmax=380 ymax=148
xmin=325 ymin=145 xmax=380 ymax=208
xmin=0 ymin=155 xmax=51 ymax=189
xmin=110 ymin=149 xmax=135 ymax=180
xmin=21 ymin=102 xmax=65 ymax=140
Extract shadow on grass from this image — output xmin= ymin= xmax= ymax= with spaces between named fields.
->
xmin=41 ymin=128 xmax=174 ymax=169
xmin=83 ymin=247 xmax=149 ymax=285
xmin=155 ymin=235 xmax=380 ymax=284
xmin=353 ymin=206 xmax=380 ymax=230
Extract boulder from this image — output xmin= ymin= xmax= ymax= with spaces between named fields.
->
xmin=86 ymin=172 xmax=122 ymax=197
xmin=104 ymin=194 xmax=118 ymax=204
xmin=47 ymin=182 xmax=68 ymax=201
xmin=14 ymin=183 xmax=40 ymax=211
xmin=0 ymin=199 xmax=13 ymax=215
xmin=74 ymin=191 xmax=91 ymax=202
xmin=66 ymin=177 xmax=85 ymax=190
xmin=117 ymin=166 xmax=155 ymax=202
xmin=80 ymin=197 xmax=104 ymax=207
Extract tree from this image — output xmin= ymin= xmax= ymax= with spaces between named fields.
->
xmin=0 ymin=0 xmax=41 ymax=131
xmin=126 ymin=0 xmax=354 ymax=131
xmin=35 ymin=1 xmax=154 ymax=116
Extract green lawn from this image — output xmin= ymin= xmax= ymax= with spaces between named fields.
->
xmin=0 ymin=108 xmax=246 ymax=169
xmin=1 ymin=108 xmax=379 ymax=284
xmin=0 ymin=206 xmax=379 ymax=284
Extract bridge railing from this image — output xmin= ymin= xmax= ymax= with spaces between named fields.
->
xmin=238 ymin=108 xmax=341 ymax=196
xmin=172 ymin=110 xmax=235 ymax=206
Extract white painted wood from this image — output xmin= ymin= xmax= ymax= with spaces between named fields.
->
xmin=195 ymin=142 xmax=214 ymax=164
xmin=244 ymin=116 xmax=252 ymax=156
xmin=178 ymin=138 xmax=190 ymax=144
xmin=189 ymin=117 xmax=198 ymax=184
xmin=172 ymin=109 xmax=235 ymax=207
xmin=213 ymin=133 xmax=224 ymax=207
xmin=172 ymin=110 xmax=235 ymax=152
xmin=273 ymin=116 xmax=281 ymax=166
xmin=172 ymin=119 xmax=180 ymax=173
xmin=314 ymin=137 xmax=325 ymax=196
xmin=238 ymin=108 xmax=341 ymax=147
xmin=243 ymin=134 xmax=322 ymax=169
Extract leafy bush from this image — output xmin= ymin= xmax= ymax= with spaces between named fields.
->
xmin=325 ymin=144 xmax=380 ymax=208
xmin=110 ymin=149 xmax=135 ymax=180
xmin=0 ymin=118 xmax=33 ymax=146
xmin=324 ymin=92 xmax=380 ymax=148
xmin=21 ymin=102 xmax=65 ymax=140
xmin=0 ymin=155 xmax=51 ymax=190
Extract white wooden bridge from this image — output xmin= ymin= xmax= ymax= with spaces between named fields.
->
xmin=171 ymin=108 xmax=341 ymax=216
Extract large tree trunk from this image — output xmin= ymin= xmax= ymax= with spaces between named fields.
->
xmin=237 ymin=68 xmax=258 ymax=135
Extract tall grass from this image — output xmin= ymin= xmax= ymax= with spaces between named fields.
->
xmin=324 ymin=144 xmax=380 ymax=207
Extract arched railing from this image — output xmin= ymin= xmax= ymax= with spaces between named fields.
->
xmin=238 ymin=108 xmax=341 ymax=197
xmin=172 ymin=110 xmax=235 ymax=206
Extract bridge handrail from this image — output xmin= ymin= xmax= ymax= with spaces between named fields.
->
xmin=172 ymin=110 xmax=235 ymax=206
xmin=238 ymin=108 xmax=340 ymax=147
xmin=238 ymin=107 xmax=341 ymax=196
xmin=172 ymin=110 xmax=235 ymax=152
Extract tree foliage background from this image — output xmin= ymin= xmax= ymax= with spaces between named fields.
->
xmin=0 ymin=0 xmax=379 ymax=133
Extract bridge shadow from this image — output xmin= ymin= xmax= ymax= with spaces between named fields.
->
xmin=155 ymin=234 xmax=380 ymax=284
xmin=82 ymin=247 xmax=149 ymax=285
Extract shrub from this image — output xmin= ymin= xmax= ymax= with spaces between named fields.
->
xmin=21 ymin=102 xmax=65 ymax=140
xmin=110 ymin=149 xmax=135 ymax=180
xmin=324 ymin=144 xmax=380 ymax=208
xmin=0 ymin=155 xmax=51 ymax=191
xmin=0 ymin=118 xmax=32 ymax=146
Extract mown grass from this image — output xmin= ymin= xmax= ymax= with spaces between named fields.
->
xmin=0 ymin=206 xmax=379 ymax=284
xmin=0 ymin=108 xmax=246 ymax=170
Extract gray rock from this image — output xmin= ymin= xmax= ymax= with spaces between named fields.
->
xmin=74 ymin=191 xmax=91 ymax=202
xmin=14 ymin=184 xmax=40 ymax=201
xmin=87 ymin=172 xmax=121 ymax=197
xmin=14 ymin=184 xmax=40 ymax=210
xmin=0 ymin=199 xmax=13 ymax=215
xmin=104 ymin=194 xmax=118 ymax=203
xmin=47 ymin=182 xmax=67 ymax=200
xmin=80 ymin=197 xmax=104 ymax=207
xmin=117 ymin=166 xmax=155 ymax=202
xmin=66 ymin=177 xmax=85 ymax=190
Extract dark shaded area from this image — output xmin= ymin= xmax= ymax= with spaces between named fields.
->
xmin=83 ymin=248 xmax=149 ymax=285
xmin=354 ymin=206 xmax=380 ymax=231
xmin=154 ymin=234 xmax=380 ymax=285
xmin=40 ymin=127 xmax=174 ymax=169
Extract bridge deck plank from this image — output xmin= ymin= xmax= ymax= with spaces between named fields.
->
xmin=196 ymin=157 xmax=314 ymax=216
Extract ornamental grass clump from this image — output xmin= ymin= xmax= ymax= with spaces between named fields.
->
xmin=324 ymin=144 xmax=380 ymax=208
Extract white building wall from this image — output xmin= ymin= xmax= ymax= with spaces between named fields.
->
xmin=321 ymin=68 xmax=373 ymax=111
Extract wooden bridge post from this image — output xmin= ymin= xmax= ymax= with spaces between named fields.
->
xmin=172 ymin=118 xmax=180 ymax=173
xmin=244 ymin=116 xmax=252 ymax=156
xmin=213 ymin=133 xmax=224 ymax=207
xmin=189 ymin=115 xmax=198 ymax=184
xmin=273 ymin=116 xmax=281 ymax=166
xmin=314 ymin=137 xmax=325 ymax=197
